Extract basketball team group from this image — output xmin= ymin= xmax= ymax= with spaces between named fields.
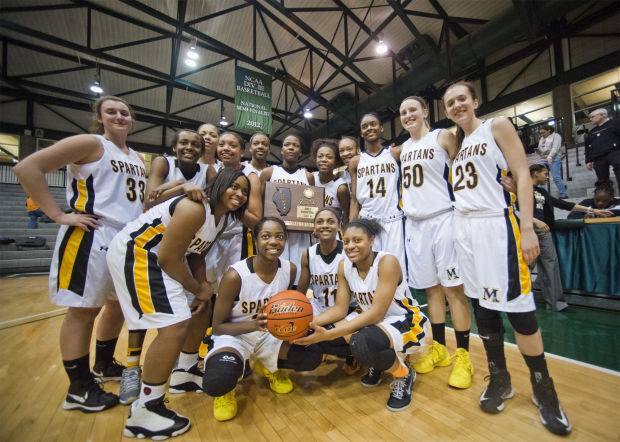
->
xmin=14 ymin=81 xmax=572 ymax=439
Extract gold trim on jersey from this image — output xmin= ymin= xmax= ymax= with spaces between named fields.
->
xmin=131 ymin=223 xmax=166 ymax=314
xmin=399 ymin=298 xmax=426 ymax=346
xmin=56 ymin=226 xmax=95 ymax=296
xmin=507 ymin=208 xmax=532 ymax=295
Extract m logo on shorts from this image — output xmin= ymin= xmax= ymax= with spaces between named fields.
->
xmin=482 ymin=287 xmax=500 ymax=303
xmin=446 ymin=267 xmax=459 ymax=280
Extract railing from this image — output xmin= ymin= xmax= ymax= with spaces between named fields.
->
xmin=0 ymin=163 xmax=66 ymax=187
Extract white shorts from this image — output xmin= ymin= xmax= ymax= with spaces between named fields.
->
xmin=345 ymin=308 xmax=432 ymax=360
xmin=454 ymin=209 xmax=534 ymax=313
xmin=107 ymin=233 xmax=192 ymax=330
xmin=50 ymin=221 xmax=119 ymax=308
xmin=373 ymin=218 xmax=407 ymax=283
xmin=207 ymin=330 xmax=283 ymax=373
xmin=405 ymin=211 xmax=462 ymax=289
xmin=282 ymin=232 xmax=311 ymax=286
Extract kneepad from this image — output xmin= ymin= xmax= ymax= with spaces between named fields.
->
xmin=350 ymin=325 xmax=395 ymax=371
xmin=279 ymin=344 xmax=323 ymax=372
xmin=202 ymin=351 xmax=244 ymax=397
xmin=507 ymin=311 xmax=539 ymax=336
xmin=319 ymin=337 xmax=350 ymax=358
xmin=472 ymin=300 xmax=504 ymax=336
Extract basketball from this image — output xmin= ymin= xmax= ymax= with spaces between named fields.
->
xmin=264 ymin=290 xmax=313 ymax=341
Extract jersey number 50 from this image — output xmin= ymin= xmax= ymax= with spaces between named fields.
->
xmin=402 ymin=164 xmax=424 ymax=188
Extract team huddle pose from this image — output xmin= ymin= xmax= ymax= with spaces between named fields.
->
xmin=14 ymin=83 xmax=571 ymax=439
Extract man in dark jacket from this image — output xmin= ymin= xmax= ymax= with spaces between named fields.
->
xmin=585 ymin=108 xmax=620 ymax=191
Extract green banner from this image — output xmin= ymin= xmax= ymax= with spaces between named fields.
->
xmin=234 ymin=66 xmax=272 ymax=134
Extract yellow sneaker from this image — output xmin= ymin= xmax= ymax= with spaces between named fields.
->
xmin=412 ymin=341 xmax=451 ymax=374
xmin=254 ymin=360 xmax=293 ymax=394
xmin=448 ymin=348 xmax=474 ymax=389
xmin=213 ymin=388 xmax=237 ymax=421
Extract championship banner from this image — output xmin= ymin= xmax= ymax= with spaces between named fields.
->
xmin=234 ymin=66 xmax=272 ymax=134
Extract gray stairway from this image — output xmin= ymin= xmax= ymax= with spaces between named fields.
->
xmin=0 ymin=183 xmax=68 ymax=274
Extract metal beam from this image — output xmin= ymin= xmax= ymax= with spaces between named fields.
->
xmin=385 ymin=0 xmax=437 ymax=56
xmin=428 ymin=0 xmax=468 ymax=39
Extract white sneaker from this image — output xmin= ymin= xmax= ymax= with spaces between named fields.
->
xmin=124 ymin=396 xmax=190 ymax=440
xmin=168 ymin=362 xmax=203 ymax=394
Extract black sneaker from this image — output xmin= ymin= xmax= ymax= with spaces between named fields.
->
xmin=63 ymin=379 xmax=119 ymax=413
xmin=479 ymin=368 xmax=514 ymax=414
xmin=532 ymin=377 xmax=572 ymax=435
xmin=124 ymin=396 xmax=190 ymax=439
xmin=360 ymin=367 xmax=383 ymax=387
xmin=386 ymin=365 xmax=415 ymax=412
xmin=93 ymin=358 xmax=125 ymax=382
xmin=169 ymin=362 xmax=203 ymax=394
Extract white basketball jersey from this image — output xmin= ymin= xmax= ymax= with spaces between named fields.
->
xmin=312 ymin=171 xmax=345 ymax=209
xmin=307 ymin=241 xmax=347 ymax=310
xmin=356 ymin=148 xmax=403 ymax=219
xmin=340 ymin=168 xmax=351 ymax=190
xmin=66 ymin=135 xmax=145 ymax=226
xmin=400 ymin=129 xmax=454 ymax=219
xmin=343 ymin=252 xmax=418 ymax=316
xmin=451 ymin=119 xmax=514 ymax=213
xmin=118 ymin=196 xmax=225 ymax=256
xmin=270 ymin=165 xmax=309 ymax=185
xmin=164 ymin=157 xmax=207 ymax=188
xmin=219 ymin=166 xmax=253 ymax=239
xmin=243 ymin=162 xmax=263 ymax=177
xmin=229 ymin=257 xmax=291 ymax=322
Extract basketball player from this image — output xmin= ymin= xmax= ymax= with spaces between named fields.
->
xmin=338 ymin=136 xmax=360 ymax=188
xmin=203 ymin=217 xmax=324 ymax=421
xmin=394 ymin=96 xmax=473 ymax=388
xmin=14 ymin=96 xmax=146 ymax=412
xmin=297 ymin=208 xmax=359 ymax=374
xmin=443 ymin=82 xmax=570 ymax=435
xmin=311 ymin=139 xmax=350 ymax=222
xmin=107 ymin=168 xmax=249 ymax=438
xmin=348 ymin=114 xmax=406 ymax=279
xmin=243 ymin=132 xmax=270 ymax=177
xmin=296 ymin=219 xmax=431 ymax=412
xmin=198 ymin=123 xmax=222 ymax=170
xmin=260 ymin=134 xmax=315 ymax=285
xmin=118 ymin=130 xmax=210 ymax=405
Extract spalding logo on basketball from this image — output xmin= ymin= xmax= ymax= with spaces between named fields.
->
xmin=264 ymin=290 xmax=313 ymax=341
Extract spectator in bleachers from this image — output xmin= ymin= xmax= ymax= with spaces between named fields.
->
xmin=567 ymin=180 xmax=620 ymax=219
xmin=26 ymin=196 xmax=52 ymax=228
xmin=538 ymin=125 xmax=567 ymax=199
xmin=585 ymin=108 xmax=620 ymax=192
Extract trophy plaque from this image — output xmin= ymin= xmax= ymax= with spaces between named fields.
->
xmin=264 ymin=182 xmax=325 ymax=232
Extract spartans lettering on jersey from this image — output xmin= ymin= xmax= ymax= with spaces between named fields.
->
xmin=188 ymin=236 xmax=213 ymax=254
xmin=241 ymin=298 xmax=270 ymax=314
xmin=310 ymin=272 xmax=338 ymax=286
xmin=400 ymin=148 xmax=435 ymax=162
xmin=454 ymin=143 xmax=487 ymax=163
xmin=273 ymin=178 xmax=305 ymax=185
xmin=353 ymin=291 xmax=374 ymax=306
xmin=324 ymin=195 xmax=334 ymax=206
xmin=110 ymin=160 xmax=146 ymax=178
xmin=357 ymin=162 xmax=396 ymax=178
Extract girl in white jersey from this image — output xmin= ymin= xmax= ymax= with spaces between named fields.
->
xmin=203 ymin=218 xmax=324 ymax=421
xmin=338 ymin=135 xmax=360 ymax=189
xmin=107 ymin=168 xmax=249 ymax=439
xmin=145 ymin=130 xmax=208 ymax=209
xmin=198 ymin=123 xmax=222 ymax=171
xmin=393 ymin=96 xmax=473 ymax=389
xmin=296 ymin=219 xmax=431 ymax=412
xmin=349 ymin=113 xmax=407 ymax=279
xmin=15 ymin=96 xmax=145 ymax=414
xmin=443 ymin=82 xmax=570 ymax=436
xmin=243 ymin=132 xmax=270 ymax=177
xmin=260 ymin=134 xmax=315 ymax=285
xmin=311 ymin=138 xmax=350 ymax=222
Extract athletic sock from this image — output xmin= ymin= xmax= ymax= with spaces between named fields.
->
xmin=127 ymin=347 xmax=142 ymax=369
xmin=177 ymin=351 xmax=199 ymax=370
xmin=454 ymin=329 xmax=470 ymax=351
xmin=63 ymin=354 xmax=92 ymax=385
xmin=391 ymin=362 xmax=409 ymax=378
xmin=138 ymin=381 xmax=166 ymax=405
xmin=481 ymin=332 xmax=507 ymax=371
xmin=431 ymin=322 xmax=446 ymax=346
xmin=522 ymin=353 xmax=550 ymax=385
xmin=95 ymin=337 xmax=118 ymax=366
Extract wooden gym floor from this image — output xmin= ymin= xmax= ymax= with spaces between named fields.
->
xmin=0 ymin=275 xmax=618 ymax=441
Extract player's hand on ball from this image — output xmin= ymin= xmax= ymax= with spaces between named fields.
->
xmin=255 ymin=312 xmax=268 ymax=332
xmin=294 ymin=322 xmax=327 ymax=345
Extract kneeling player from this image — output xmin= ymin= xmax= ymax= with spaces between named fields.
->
xmin=296 ymin=219 xmax=431 ymax=411
xmin=203 ymin=218 xmax=324 ymax=421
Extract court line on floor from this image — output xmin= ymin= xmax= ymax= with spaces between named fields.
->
xmin=0 ymin=308 xmax=67 ymax=327
xmin=446 ymin=326 xmax=620 ymax=377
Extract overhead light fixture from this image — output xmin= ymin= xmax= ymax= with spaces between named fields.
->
xmin=184 ymin=58 xmax=197 ymax=67
xmin=548 ymin=120 xmax=556 ymax=126
xmin=303 ymin=108 xmax=313 ymax=119
xmin=187 ymin=37 xmax=199 ymax=60
xmin=219 ymin=100 xmax=228 ymax=126
xmin=376 ymin=38 xmax=388 ymax=55
xmin=89 ymin=66 xmax=103 ymax=94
